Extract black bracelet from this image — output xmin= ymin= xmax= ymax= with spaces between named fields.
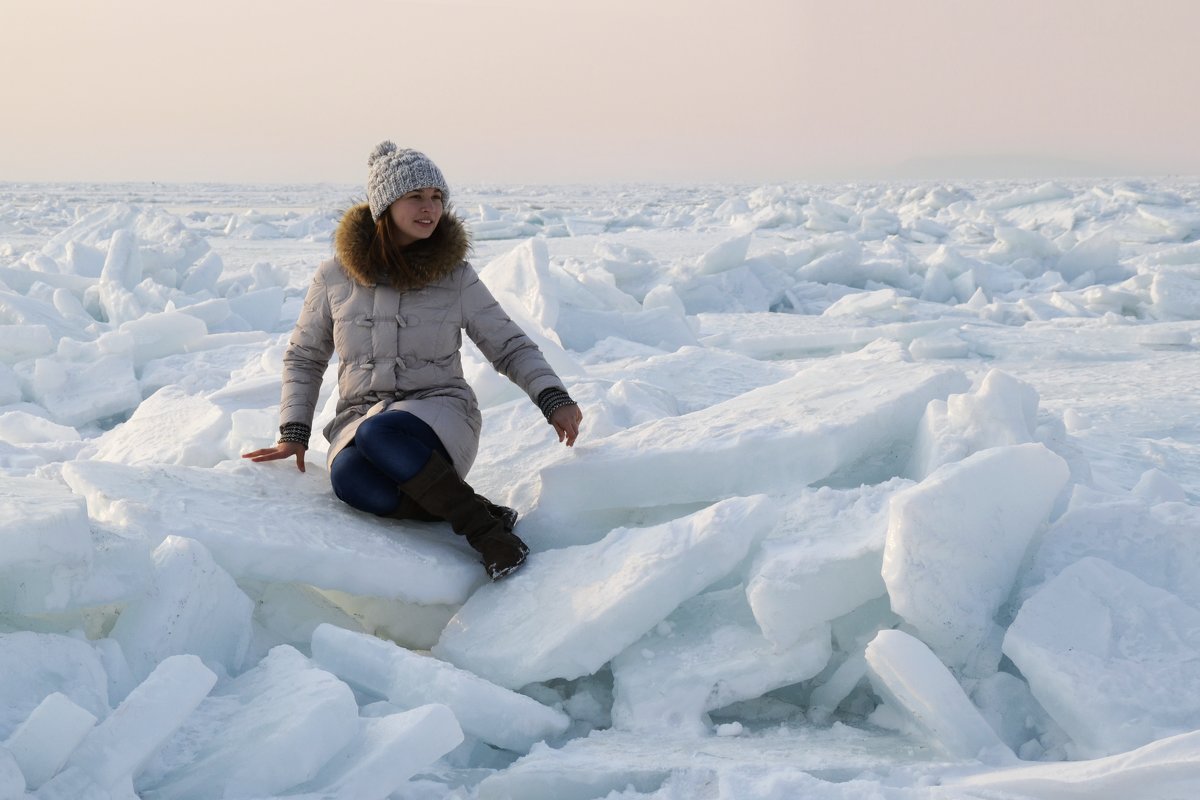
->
xmin=537 ymin=387 xmax=577 ymax=421
xmin=278 ymin=422 xmax=311 ymax=448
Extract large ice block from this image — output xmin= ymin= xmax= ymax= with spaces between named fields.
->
xmin=1003 ymin=557 xmax=1200 ymax=759
xmin=291 ymin=705 xmax=463 ymax=800
xmin=433 ymin=495 xmax=779 ymax=689
xmin=60 ymin=459 xmax=482 ymax=605
xmin=311 ymin=624 xmax=567 ymax=753
xmin=3 ymin=692 xmax=97 ymax=789
xmin=108 ymin=536 xmax=254 ymax=683
xmin=905 ymin=368 xmax=1040 ymax=479
xmin=0 ymin=746 xmax=23 ymax=800
xmin=0 ymin=632 xmax=109 ymax=741
xmin=882 ymin=443 xmax=1070 ymax=675
xmin=139 ymin=645 xmax=358 ymax=800
xmin=539 ymin=342 xmax=967 ymax=510
xmin=66 ymin=655 xmax=216 ymax=789
xmin=92 ymin=385 xmax=230 ymax=467
xmin=945 ymin=729 xmax=1200 ymax=799
xmin=746 ymin=480 xmax=907 ymax=648
xmin=0 ymin=476 xmax=91 ymax=572
xmin=611 ymin=587 xmax=831 ymax=733
xmin=865 ymin=629 xmax=1014 ymax=762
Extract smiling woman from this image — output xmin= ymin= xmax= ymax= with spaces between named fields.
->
xmin=389 ymin=188 xmax=444 ymax=246
xmin=242 ymin=141 xmax=584 ymax=581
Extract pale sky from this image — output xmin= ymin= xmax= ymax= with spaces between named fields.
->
xmin=2 ymin=0 xmax=1197 ymax=185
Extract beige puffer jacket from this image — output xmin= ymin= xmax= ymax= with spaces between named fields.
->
xmin=279 ymin=204 xmax=566 ymax=477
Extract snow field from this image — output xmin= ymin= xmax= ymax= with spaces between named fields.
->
xmin=1 ymin=178 xmax=1200 ymax=797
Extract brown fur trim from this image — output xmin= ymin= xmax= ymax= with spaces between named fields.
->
xmin=333 ymin=202 xmax=471 ymax=289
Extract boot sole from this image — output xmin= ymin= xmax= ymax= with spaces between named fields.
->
xmin=487 ymin=550 xmax=528 ymax=581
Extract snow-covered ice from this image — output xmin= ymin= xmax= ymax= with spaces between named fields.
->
xmin=60 ymin=655 xmax=216 ymax=791
xmin=745 ymin=479 xmax=905 ymax=648
xmin=1003 ymin=556 xmax=1200 ymax=759
xmin=288 ymin=704 xmax=464 ymax=800
xmin=2 ymin=692 xmax=97 ymax=790
xmin=865 ymin=629 xmax=1015 ymax=762
xmin=136 ymin=645 xmax=357 ymax=799
xmin=310 ymin=623 xmax=568 ymax=754
xmin=0 ymin=632 xmax=109 ymax=740
xmin=60 ymin=459 xmax=483 ymax=605
xmin=539 ymin=341 xmax=967 ymax=511
xmin=3 ymin=177 xmax=1200 ymax=797
xmin=610 ymin=587 xmax=831 ymax=733
xmin=108 ymin=536 xmax=253 ymax=683
xmin=432 ymin=496 xmax=780 ymax=689
xmin=882 ymin=443 xmax=1071 ymax=675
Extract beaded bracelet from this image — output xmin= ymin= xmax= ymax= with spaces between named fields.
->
xmin=278 ymin=421 xmax=311 ymax=448
xmin=537 ymin=387 xmax=577 ymax=421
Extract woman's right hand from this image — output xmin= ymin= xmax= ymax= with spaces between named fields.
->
xmin=242 ymin=442 xmax=307 ymax=472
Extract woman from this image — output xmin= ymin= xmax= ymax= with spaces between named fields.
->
xmin=244 ymin=141 xmax=583 ymax=580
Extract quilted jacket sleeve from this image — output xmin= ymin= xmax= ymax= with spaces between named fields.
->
xmin=280 ymin=266 xmax=335 ymax=428
xmin=460 ymin=265 xmax=566 ymax=403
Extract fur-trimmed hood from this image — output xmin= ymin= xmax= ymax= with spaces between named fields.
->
xmin=333 ymin=202 xmax=470 ymax=289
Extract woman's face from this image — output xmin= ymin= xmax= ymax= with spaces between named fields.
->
xmin=388 ymin=187 xmax=444 ymax=246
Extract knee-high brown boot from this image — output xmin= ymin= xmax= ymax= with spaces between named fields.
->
xmin=398 ymin=452 xmax=529 ymax=580
xmin=389 ymin=492 xmax=517 ymax=532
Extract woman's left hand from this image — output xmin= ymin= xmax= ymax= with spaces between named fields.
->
xmin=550 ymin=404 xmax=583 ymax=447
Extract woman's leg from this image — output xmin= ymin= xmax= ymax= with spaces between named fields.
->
xmin=334 ymin=411 xmax=525 ymax=576
xmin=399 ymin=450 xmax=529 ymax=580
xmin=330 ymin=445 xmax=404 ymax=516
xmin=331 ymin=411 xmax=456 ymax=518
xmin=353 ymin=411 xmax=451 ymax=483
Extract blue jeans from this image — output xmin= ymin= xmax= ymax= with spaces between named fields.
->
xmin=330 ymin=411 xmax=451 ymax=516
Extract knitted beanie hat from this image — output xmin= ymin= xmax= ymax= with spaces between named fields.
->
xmin=366 ymin=141 xmax=450 ymax=221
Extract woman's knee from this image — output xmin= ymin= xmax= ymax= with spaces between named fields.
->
xmin=331 ymin=448 xmax=399 ymax=516
xmin=354 ymin=412 xmax=446 ymax=480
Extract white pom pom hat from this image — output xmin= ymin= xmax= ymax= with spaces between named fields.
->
xmin=366 ymin=141 xmax=449 ymax=221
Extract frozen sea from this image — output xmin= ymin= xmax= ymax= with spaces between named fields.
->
xmin=1 ymin=177 xmax=1199 ymax=799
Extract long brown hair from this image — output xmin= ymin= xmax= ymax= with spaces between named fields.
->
xmin=366 ymin=210 xmax=458 ymax=289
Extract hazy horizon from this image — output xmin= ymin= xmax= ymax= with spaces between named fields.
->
xmin=3 ymin=0 xmax=1197 ymax=186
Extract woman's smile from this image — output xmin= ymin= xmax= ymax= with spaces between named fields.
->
xmin=389 ymin=188 xmax=444 ymax=245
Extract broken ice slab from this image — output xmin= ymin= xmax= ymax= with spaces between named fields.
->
xmin=0 ymin=476 xmax=91 ymax=573
xmin=312 ymin=589 xmax=455 ymax=651
xmin=904 ymin=368 xmax=1042 ymax=480
xmin=944 ymin=729 xmax=1200 ymax=799
xmin=433 ymin=495 xmax=780 ymax=690
xmin=882 ymin=443 xmax=1070 ymax=676
xmin=91 ymin=385 xmax=231 ymax=468
xmin=538 ymin=342 xmax=967 ymax=511
xmin=311 ymin=623 xmax=567 ymax=754
xmin=0 ymin=746 xmax=23 ymax=800
xmin=32 ymin=766 xmax=138 ymax=800
xmin=3 ymin=692 xmax=97 ymax=790
xmin=746 ymin=480 xmax=907 ymax=649
xmin=610 ymin=587 xmax=831 ymax=733
xmin=138 ymin=645 xmax=358 ymax=800
xmin=60 ymin=459 xmax=483 ymax=606
xmin=865 ymin=629 xmax=1015 ymax=763
xmin=0 ymin=632 xmax=109 ymax=741
xmin=1003 ymin=556 xmax=1200 ymax=759
xmin=695 ymin=310 xmax=971 ymax=360
xmin=64 ymin=654 xmax=216 ymax=790
xmin=22 ymin=351 xmax=142 ymax=429
xmin=109 ymin=536 xmax=253 ymax=684
xmin=290 ymin=705 xmax=463 ymax=800
xmin=475 ymin=724 xmax=941 ymax=800
xmin=1016 ymin=496 xmax=1200 ymax=610
xmin=0 ymin=475 xmax=129 ymax=615
xmin=244 ymin=581 xmax=366 ymax=657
